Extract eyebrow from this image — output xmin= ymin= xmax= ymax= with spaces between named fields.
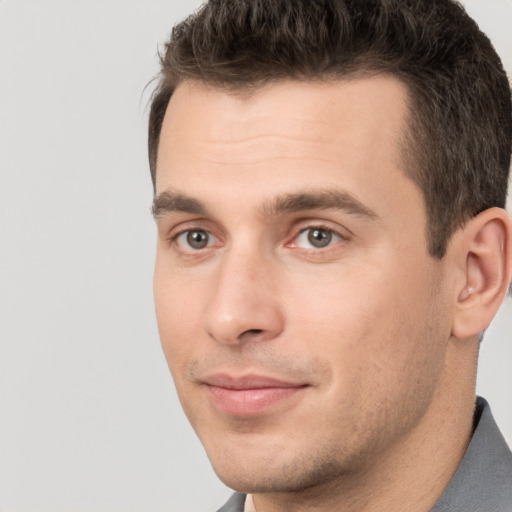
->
xmin=152 ymin=189 xmax=379 ymax=221
xmin=152 ymin=191 xmax=208 ymax=218
xmin=261 ymin=190 xmax=379 ymax=220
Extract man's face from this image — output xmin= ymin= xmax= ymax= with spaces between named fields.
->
xmin=153 ymin=77 xmax=453 ymax=493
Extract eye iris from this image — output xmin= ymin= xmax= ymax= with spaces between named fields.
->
xmin=307 ymin=228 xmax=332 ymax=248
xmin=186 ymin=230 xmax=209 ymax=249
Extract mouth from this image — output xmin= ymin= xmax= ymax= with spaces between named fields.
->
xmin=201 ymin=373 xmax=310 ymax=416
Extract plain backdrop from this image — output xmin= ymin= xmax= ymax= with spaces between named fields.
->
xmin=0 ymin=1 xmax=510 ymax=511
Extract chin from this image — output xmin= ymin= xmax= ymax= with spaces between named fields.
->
xmin=206 ymin=440 xmax=351 ymax=495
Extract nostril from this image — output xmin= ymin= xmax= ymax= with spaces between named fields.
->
xmin=238 ymin=328 xmax=266 ymax=342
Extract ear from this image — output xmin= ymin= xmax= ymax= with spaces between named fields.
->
xmin=451 ymin=207 xmax=512 ymax=340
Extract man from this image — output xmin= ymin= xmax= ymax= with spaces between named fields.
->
xmin=148 ymin=0 xmax=512 ymax=510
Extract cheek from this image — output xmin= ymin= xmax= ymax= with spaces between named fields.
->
xmin=283 ymin=266 xmax=448 ymax=450
xmin=153 ymin=265 xmax=205 ymax=374
xmin=283 ymin=259 xmax=446 ymax=390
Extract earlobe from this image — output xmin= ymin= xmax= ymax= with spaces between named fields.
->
xmin=451 ymin=207 xmax=512 ymax=340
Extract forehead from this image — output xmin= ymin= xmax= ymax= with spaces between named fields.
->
xmin=156 ymin=76 xmax=410 ymax=183
xmin=155 ymin=77 xmax=420 ymax=228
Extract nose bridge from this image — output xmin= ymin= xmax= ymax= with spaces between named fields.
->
xmin=203 ymin=239 xmax=283 ymax=345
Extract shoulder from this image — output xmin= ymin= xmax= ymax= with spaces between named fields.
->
xmin=432 ymin=397 xmax=512 ymax=511
xmin=216 ymin=492 xmax=246 ymax=512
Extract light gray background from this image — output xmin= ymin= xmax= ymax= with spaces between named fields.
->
xmin=0 ymin=1 xmax=510 ymax=511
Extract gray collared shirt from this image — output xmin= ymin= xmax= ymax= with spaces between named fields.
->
xmin=432 ymin=397 xmax=512 ymax=511
xmin=217 ymin=397 xmax=512 ymax=512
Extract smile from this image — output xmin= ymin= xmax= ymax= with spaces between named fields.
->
xmin=202 ymin=374 xmax=309 ymax=416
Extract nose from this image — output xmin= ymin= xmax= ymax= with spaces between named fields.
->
xmin=202 ymin=247 xmax=285 ymax=346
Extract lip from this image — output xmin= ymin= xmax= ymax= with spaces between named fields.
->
xmin=202 ymin=373 xmax=309 ymax=416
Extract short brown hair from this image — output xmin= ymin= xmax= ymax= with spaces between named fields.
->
xmin=148 ymin=0 xmax=512 ymax=258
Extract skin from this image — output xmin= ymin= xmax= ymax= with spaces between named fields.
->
xmin=152 ymin=77 xmax=508 ymax=511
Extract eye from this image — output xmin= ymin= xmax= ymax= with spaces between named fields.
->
xmin=294 ymin=227 xmax=343 ymax=249
xmin=175 ymin=229 xmax=217 ymax=250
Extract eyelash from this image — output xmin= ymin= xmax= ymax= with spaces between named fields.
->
xmin=167 ymin=224 xmax=348 ymax=254
xmin=288 ymin=226 xmax=346 ymax=251
xmin=173 ymin=229 xmax=219 ymax=251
